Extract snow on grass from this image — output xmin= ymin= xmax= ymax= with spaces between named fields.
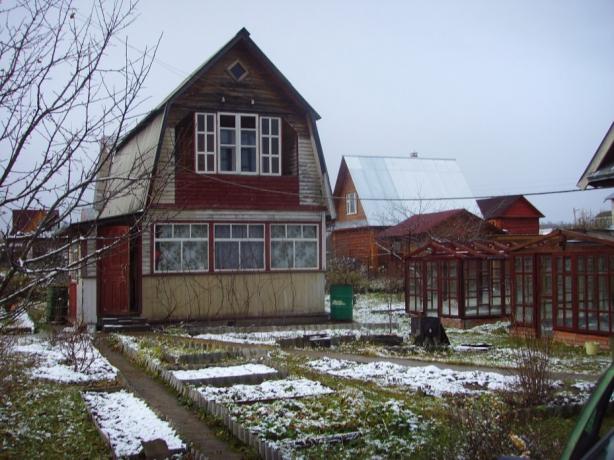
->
xmin=82 ymin=390 xmax=185 ymax=457
xmin=194 ymin=328 xmax=362 ymax=346
xmin=171 ymin=363 xmax=277 ymax=381
xmin=307 ymin=357 xmax=516 ymax=396
xmin=197 ymin=377 xmax=334 ymax=403
xmin=13 ymin=336 xmax=117 ymax=384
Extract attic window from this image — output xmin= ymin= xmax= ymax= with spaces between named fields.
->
xmin=228 ymin=61 xmax=248 ymax=81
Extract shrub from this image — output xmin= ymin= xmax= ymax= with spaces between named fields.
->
xmin=512 ymin=334 xmax=555 ymax=406
xmin=326 ymin=257 xmax=368 ymax=292
xmin=51 ymin=326 xmax=96 ymax=373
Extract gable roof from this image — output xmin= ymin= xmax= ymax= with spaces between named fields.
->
xmin=477 ymin=195 xmax=544 ymax=219
xmin=97 ymin=29 xmax=333 ymax=219
xmin=339 ymin=154 xmax=481 ymax=226
xmin=378 ymin=209 xmax=468 ymax=239
xmin=578 ymin=121 xmax=614 ymax=189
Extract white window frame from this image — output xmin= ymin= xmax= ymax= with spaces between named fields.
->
xmin=346 ymin=192 xmax=357 ymax=215
xmin=227 ymin=59 xmax=249 ymax=82
xmin=218 ymin=113 xmax=259 ymax=175
xmin=260 ymin=116 xmax=282 ymax=176
xmin=194 ymin=112 xmax=216 ymax=173
xmin=213 ymin=223 xmax=265 ymax=272
xmin=154 ymin=223 xmax=209 ymax=273
xmin=270 ymin=223 xmax=319 ymax=271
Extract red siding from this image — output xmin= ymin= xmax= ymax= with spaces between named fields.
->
xmin=490 ymin=217 xmax=539 ymax=234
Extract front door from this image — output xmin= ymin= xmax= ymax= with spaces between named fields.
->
xmin=98 ymin=225 xmax=131 ymax=315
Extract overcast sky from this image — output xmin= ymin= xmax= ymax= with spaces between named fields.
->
xmin=124 ymin=0 xmax=614 ymax=223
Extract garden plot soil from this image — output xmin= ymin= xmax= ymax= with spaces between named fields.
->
xmin=96 ymin=340 xmax=243 ymax=459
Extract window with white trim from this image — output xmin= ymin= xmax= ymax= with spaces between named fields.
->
xmin=260 ymin=117 xmax=281 ymax=175
xmin=346 ymin=192 xmax=357 ymax=215
xmin=194 ymin=112 xmax=282 ymax=176
xmin=214 ymin=224 xmax=264 ymax=270
xmin=219 ymin=113 xmax=257 ymax=174
xmin=271 ymin=224 xmax=318 ymax=269
xmin=154 ymin=224 xmax=208 ymax=272
xmin=195 ymin=113 xmax=216 ymax=172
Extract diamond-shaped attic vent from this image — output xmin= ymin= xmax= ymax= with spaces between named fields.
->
xmin=228 ymin=61 xmax=247 ymax=81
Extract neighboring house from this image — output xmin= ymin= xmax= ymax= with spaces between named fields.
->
xmin=378 ymin=208 xmax=501 ymax=258
xmin=7 ymin=209 xmax=61 ymax=260
xmin=476 ymin=195 xmax=543 ymax=234
xmin=69 ymin=29 xmax=335 ymax=327
xmin=578 ymin=121 xmax=614 ymax=189
xmin=331 ymin=153 xmax=480 ymax=272
xmin=595 ymin=209 xmax=613 ymax=229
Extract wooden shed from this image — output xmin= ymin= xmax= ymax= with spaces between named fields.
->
xmin=477 ymin=195 xmax=543 ymax=235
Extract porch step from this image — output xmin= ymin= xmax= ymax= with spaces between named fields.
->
xmin=100 ymin=316 xmax=151 ymax=332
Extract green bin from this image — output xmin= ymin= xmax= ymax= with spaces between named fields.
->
xmin=330 ymin=284 xmax=353 ymax=321
xmin=46 ymin=286 xmax=68 ymax=322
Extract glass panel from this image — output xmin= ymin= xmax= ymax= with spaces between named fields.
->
xmin=220 ymin=129 xmax=235 ymax=144
xmin=295 ymin=241 xmax=317 ymax=268
xmin=220 ymin=115 xmax=235 ymax=127
xmin=156 ymin=241 xmax=180 ymax=271
xmin=271 ymin=241 xmax=293 ymax=269
xmin=232 ymin=225 xmax=247 ymax=239
xmin=241 ymin=116 xmax=256 ymax=129
xmin=271 ymin=225 xmax=285 ymax=239
xmin=156 ymin=224 xmax=173 ymax=239
xmin=220 ymin=147 xmax=235 ymax=171
xmin=206 ymin=134 xmax=214 ymax=152
xmin=288 ymin=225 xmax=301 ymax=238
xmin=241 ymin=130 xmax=256 ymax=145
xmin=271 ymin=138 xmax=279 ymax=155
xmin=262 ymin=118 xmax=269 ymax=135
xmin=303 ymin=225 xmax=317 ymax=238
xmin=182 ymin=241 xmax=207 ymax=271
xmin=215 ymin=241 xmax=239 ymax=269
xmin=215 ymin=225 xmax=231 ymax=238
xmin=191 ymin=224 xmax=208 ymax=238
xmin=272 ymin=157 xmax=279 ymax=174
xmin=206 ymin=155 xmax=215 ymax=172
xmin=197 ymin=154 xmax=205 ymax=172
xmin=271 ymin=118 xmax=279 ymax=135
xmin=599 ymin=313 xmax=609 ymax=332
xmin=197 ymin=114 xmax=205 ymax=131
xmin=262 ymin=137 xmax=270 ymax=155
xmin=262 ymin=157 xmax=269 ymax=174
xmin=197 ymin=134 xmax=205 ymax=152
xmin=241 ymin=147 xmax=257 ymax=172
xmin=206 ymin=114 xmax=214 ymax=131
xmin=173 ymin=224 xmax=190 ymax=238
xmin=249 ymin=225 xmax=264 ymax=238
xmin=240 ymin=241 xmax=264 ymax=269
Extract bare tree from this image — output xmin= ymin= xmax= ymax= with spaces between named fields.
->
xmin=0 ymin=0 xmax=158 ymax=322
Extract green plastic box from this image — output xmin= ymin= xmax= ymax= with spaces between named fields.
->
xmin=330 ymin=284 xmax=353 ymax=321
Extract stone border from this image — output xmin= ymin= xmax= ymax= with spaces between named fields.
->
xmin=116 ymin=338 xmax=289 ymax=460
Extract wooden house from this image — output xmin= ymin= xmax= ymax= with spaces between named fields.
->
xmin=578 ymin=121 xmax=614 ymax=189
xmin=331 ymin=154 xmax=480 ymax=273
xmin=68 ymin=29 xmax=335 ymax=327
xmin=477 ymin=195 xmax=543 ymax=235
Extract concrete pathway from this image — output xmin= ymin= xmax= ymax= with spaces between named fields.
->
xmin=96 ymin=340 xmax=245 ymax=460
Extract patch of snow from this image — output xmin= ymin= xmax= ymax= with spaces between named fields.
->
xmin=172 ymin=363 xmax=277 ymax=381
xmin=194 ymin=329 xmax=362 ymax=346
xmin=307 ymin=357 xmax=516 ymax=396
xmin=197 ymin=377 xmax=334 ymax=403
xmin=13 ymin=336 xmax=117 ymax=383
xmin=3 ymin=310 xmax=35 ymax=333
xmin=82 ymin=390 xmax=185 ymax=457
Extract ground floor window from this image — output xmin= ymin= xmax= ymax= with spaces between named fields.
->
xmin=270 ymin=224 xmax=318 ymax=269
xmin=154 ymin=223 xmax=208 ymax=272
xmin=214 ymin=224 xmax=264 ymax=270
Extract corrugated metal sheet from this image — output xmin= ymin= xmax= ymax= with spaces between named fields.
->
xmin=344 ymin=155 xmax=481 ymax=226
xmin=99 ymin=112 xmax=164 ymax=219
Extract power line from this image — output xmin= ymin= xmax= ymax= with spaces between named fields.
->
xmin=197 ymin=172 xmax=602 ymax=203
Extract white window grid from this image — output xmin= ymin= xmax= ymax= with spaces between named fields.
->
xmin=270 ymin=223 xmax=319 ymax=270
xmin=194 ymin=113 xmax=216 ymax=173
xmin=260 ymin=116 xmax=282 ymax=176
xmin=154 ymin=223 xmax=209 ymax=273
xmin=213 ymin=223 xmax=265 ymax=271
xmin=218 ymin=113 xmax=259 ymax=175
xmin=346 ymin=192 xmax=357 ymax=215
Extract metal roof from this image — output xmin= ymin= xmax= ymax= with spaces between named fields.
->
xmin=344 ymin=155 xmax=481 ymax=226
